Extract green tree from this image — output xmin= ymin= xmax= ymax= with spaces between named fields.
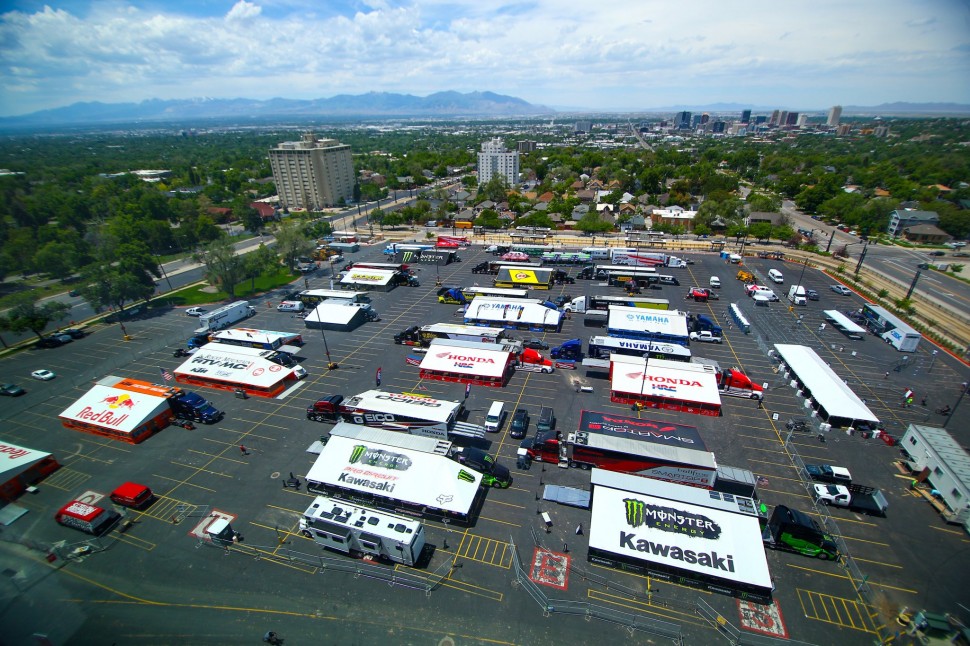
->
xmin=748 ymin=222 xmax=773 ymax=242
xmin=194 ymin=236 xmax=246 ymax=299
xmin=243 ymin=243 xmax=279 ymax=292
xmin=479 ymin=176 xmax=509 ymax=203
xmin=474 ymin=208 xmax=503 ymax=230
xmin=693 ymin=223 xmax=712 ymax=238
xmin=746 ymin=192 xmax=781 ymax=212
xmin=382 ymin=212 xmax=404 ymax=228
xmin=0 ymin=292 xmax=71 ymax=340
xmin=233 ymin=198 xmax=263 ymax=234
xmin=575 ymin=211 xmax=613 ymax=235
xmin=272 ymin=220 xmax=314 ymax=273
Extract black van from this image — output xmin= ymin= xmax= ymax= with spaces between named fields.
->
xmin=537 ymin=406 xmax=556 ymax=432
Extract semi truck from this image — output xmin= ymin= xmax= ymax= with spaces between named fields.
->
xmin=787 ymin=285 xmax=807 ymax=306
xmin=689 ymin=358 xmax=765 ymax=400
xmin=689 ymin=313 xmax=723 ymax=336
xmin=195 ymin=301 xmax=257 ymax=334
xmin=305 ymin=390 xmax=486 ymax=441
xmin=762 ymin=505 xmax=841 ymax=560
xmin=814 ymin=483 xmax=889 ymax=516
xmin=427 ymin=338 xmax=551 ymax=373
xmin=55 ymin=500 xmax=121 ymax=535
xmin=393 ymin=323 xmax=511 ymax=346
xmin=103 ymin=376 xmax=225 ymax=424
xmin=299 ymin=495 xmax=426 ymax=566
xmin=550 ymin=338 xmax=583 ymax=360
xmin=451 ymin=447 xmax=512 ymax=488
xmin=436 ymin=287 xmax=467 ymax=305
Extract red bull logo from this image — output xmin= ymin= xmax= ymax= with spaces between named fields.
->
xmin=100 ymin=393 xmax=136 ymax=410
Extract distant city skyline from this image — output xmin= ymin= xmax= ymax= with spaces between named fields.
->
xmin=0 ymin=0 xmax=968 ymax=117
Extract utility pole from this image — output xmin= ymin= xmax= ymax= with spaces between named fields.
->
xmin=906 ymin=270 xmax=922 ymax=300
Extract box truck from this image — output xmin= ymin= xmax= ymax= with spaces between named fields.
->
xmin=195 ymin=301 xmax=256 ymax=334
xmin=55 ymin=500 xmax=121 ymax=535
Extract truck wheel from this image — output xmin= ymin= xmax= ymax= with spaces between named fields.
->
xmin=301 ymin=529 xmax=313 ymax=538
xmin=816 ymin=552 xmax=831 ymax=560
xmin=579 ymin=463 xmax=590 ymax=471
xmin=751 ymin=394 xmax=761 ymax=400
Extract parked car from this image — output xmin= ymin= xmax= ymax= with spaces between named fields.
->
xmin=0 ymin=383 xmax=26 ymax=397
xmin=37 ymin=336 xmax=64 ymax=348
xmin=929 ymin=251 xmax=946 ymax=257
xmin=31 ymin=369 xmax=56 ymax=381
xmin=51 ymin=333 xmax=72 ymax=344
xmin=689 ymin=331 xmax=723 ymax=344
xmin=68 ymin=290 xmax=80 ymax=297
xmin=523 ymin=338 xmax=548 ymax=350
xmin=953 ymin=252 xmax=969 ymax=258
xmin=186 ymin=307 xmax=207 ymax=317
xmin=830 ymin=285 xmax=852 ymax=295
xmin=61 ymin=328 xmax=86 ymax=339
xmin=806 ymin=289 xmax=820 ymax=301
xmin=510 ymin=409 xmax=530 ymax=439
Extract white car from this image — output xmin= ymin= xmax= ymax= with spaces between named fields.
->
xmin=689 ymin=331 xmax=723 ymax=344
xmin=186 ymin=307 xmax=207 ymax=317
xmin=830 ymin=285 xmax=852 ymax=295
xmin=31 ymin=369 xmax=56 ymax=381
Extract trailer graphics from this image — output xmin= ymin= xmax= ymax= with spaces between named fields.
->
xmin=617 ymin=532 xmax=735 ymax=572
xmin=337 ymin=472 xmax=397 ymax=492
xmin=349 ymin=445 xmax=413 ymax=471
xmin=624 ymin=498 xmax=722 ymax=539
xmin=581 ymin=411 xmax=707 ymax=449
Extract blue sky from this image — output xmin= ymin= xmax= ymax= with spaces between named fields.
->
xmin=1 ymin=0 xmax=968 ymax=117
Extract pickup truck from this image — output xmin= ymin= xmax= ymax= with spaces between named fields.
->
xmin=689 ymin=330 xmax=723 ymax=344
xmin=814 ymin=483 xmax=888 ymax=516
xmin=804 ymin=464 xmax=852 ymax=484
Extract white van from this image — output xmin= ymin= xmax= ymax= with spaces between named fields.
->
xmin=277 ymin=300 xmax=305 ymax=313
xmin=768 ymin=268 xmax=784 ymax=284
xmin=484 ymin=402 xmax=505 ymax=433
xmin=709 ymin=276 xmax=721 ymax=288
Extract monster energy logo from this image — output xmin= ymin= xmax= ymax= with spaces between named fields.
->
xmin=623 ymin=498 xmax=721 ymax=540
xmin=348 ymin=444 xmax=412 ymax=471
xmin=457 ymin=469 xmax=476 ymax=483
xmin=402 ymin=251 xmax=416 ymax=262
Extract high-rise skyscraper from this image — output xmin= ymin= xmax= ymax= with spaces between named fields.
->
xmin=827 ymin=105 xmax=842 ymax=127
xmin=477 ymin=138 xmax=520 ymax=186
xmin=269 ymin=133 xmax=354 ymax=211
xmin=675 ymin=111 xmax=692 ymax=129
xmin=786 ymin=112 xmax=799 ymax=126
xmin=796 ymin=114 xmax=808 ymax=127
xmin=740 ymin=110 xmax=751 ymax=124
xmin=769 ymin=110 xmax=781 ymax=126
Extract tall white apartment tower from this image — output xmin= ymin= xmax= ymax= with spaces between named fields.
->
xmin=269 ymin=133 xmax=355 ymax=210
xmin=827 ymin=105 xmax=842 ymax=127
xmin=477 ymin=138 xmax=520 ymax=186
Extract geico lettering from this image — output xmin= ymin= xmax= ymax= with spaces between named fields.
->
xmin=375 ymin=394 xmax=442 ymax=407
xmin=364 ymin=413 xmax=395 ymax=422
xmin=618 ymin=532 xmax=733 ymax=571
xmin=645 ymin=376 xmax=702 ymax=387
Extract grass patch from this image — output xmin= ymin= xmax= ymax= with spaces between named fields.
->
xmin=152 ymin=268 xmax=301 ymax=308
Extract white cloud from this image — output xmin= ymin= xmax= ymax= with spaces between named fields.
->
xmin=0 ymin=0 xmax=967 ymax=116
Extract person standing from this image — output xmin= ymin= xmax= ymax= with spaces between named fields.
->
xmin=240 ymin=445 xmax=249 ymax=456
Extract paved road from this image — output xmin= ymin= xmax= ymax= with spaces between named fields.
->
xmin=781 ymin=200 xmax=970 ymax=316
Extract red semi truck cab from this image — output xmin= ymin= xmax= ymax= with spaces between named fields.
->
xmin=55 ymin=501 xmax=121 ymax=535
xmin=110 ymin=482 xmax=154 ymax=509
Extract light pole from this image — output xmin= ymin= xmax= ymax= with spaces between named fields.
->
xmin=853 ymin=241 xmax=869 ymax=277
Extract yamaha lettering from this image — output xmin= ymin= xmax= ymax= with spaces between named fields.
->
xmin=625 ymin=313 xmax=670 ymax=324
xmin=623 ymin=498 xmax=721 ymax=539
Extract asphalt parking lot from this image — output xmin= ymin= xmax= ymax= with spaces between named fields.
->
xmin=1 ymin=241 xmax=968 ymax=645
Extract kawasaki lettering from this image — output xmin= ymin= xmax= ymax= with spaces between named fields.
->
xmin=337 ymin=472 xmax=396 ymax=492
xmin=618 ymin=532 xmax=733 ymax=572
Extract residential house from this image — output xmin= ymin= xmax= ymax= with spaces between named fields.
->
xmin=901 ymin=224 xmax=950 ymax=245
xmin=888 ymin=209 xmax=939 ymax=237
xmin=576 ymin=189 xmax=597 ymax=203
xmin=249 ymin=202 xmax=278 ymax=222
xmin=652 ymin=208 xmax=697 ymax=231
xmin=747 ymin=211 xmax=785 ymax=226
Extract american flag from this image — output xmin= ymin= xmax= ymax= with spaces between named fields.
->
xmin=160 ymin=367 xmax=174 ymax=382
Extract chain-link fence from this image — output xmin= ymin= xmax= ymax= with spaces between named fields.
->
xmin=508 ymin=537 xmax=684 ymax=643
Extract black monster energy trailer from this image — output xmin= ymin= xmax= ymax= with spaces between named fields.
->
xmin=587 ymin=469 xmax=773 ymax=604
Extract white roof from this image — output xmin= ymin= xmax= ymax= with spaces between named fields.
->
xmin=341 ymin=268 xmax=395 ymax=286
xmin=774 ymin=344 xmax=879 ymax=424
xmin=306 ymin=302 xmax=363 ymax=325
xmin=822 ymin=310 xmax=866 ymax=333
xmin=589 ymin=336 xmax=692 ymax=359
xmin=422 ymin=323 xmax=506 ymax=338
xmin=210 ymin=328 xmax=300 ymax=345
xmin=610 ymin=355 xmax=722 ymax=406
xmin=59 ymin=384 xmax=170 ymax=434
xmin=305 ymin=432 xmax=482 ymax=515
xmin=589 ymin=469 xmax=771 ymax=590
xmin=0 ymin=440 xmax=53 ymax=482
xmin=301 ymin=289 xmax=358 ymax=300
xmin=174 ymin=344 xmax=296 ymax=387
xmin=608 ymin=307 xmax=689 ymax=337
xmin=419 ymin=344 xmax=512 ymax=379
xmin=465 ymin=297 xmax=562 ymax=327
xmin=341 ymin=391 xmax=460 ymax=425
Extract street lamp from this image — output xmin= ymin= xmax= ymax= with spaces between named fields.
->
xmin=853 ymin=241 xmax=870 ymax=277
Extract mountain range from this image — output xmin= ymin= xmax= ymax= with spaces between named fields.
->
xmin=2 ymin=93 xmax=968 ymax=129
xmin=0 ymin=91 xmax=553 ymax=128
